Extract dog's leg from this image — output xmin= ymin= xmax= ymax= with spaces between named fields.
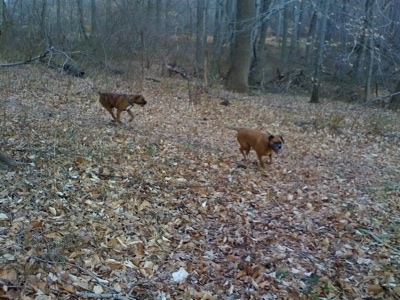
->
xmin=116 ymin=110 xmax=123 ymax=123
xmin=100 ymin=100 xmax=117 ymax=122
xmin=257 ymin=154 xmax=265 ymax=168
xmin=105 ymin=108 xmax=117 ymax=122
xmin=239 ymin=147 xmax=248 ymax=162
xmin=268 ymin=153 xmax=273 ymax=164
xmin=127 ymin=110 xmax=134 ymax=122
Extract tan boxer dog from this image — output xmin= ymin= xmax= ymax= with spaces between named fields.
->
xmin=229 ymin=127 xmax=284 ymax=167
xmin=99 ymin=92 xmax=146 ymax=123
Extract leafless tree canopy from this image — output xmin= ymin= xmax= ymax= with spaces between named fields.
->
xmin=1 ymin=0 xmax=400 ymax=104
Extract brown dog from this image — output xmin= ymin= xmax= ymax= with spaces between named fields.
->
xmin=230 ymin=127 xmax=284 ymax=167
xmin=99 ymin=92 xmax=147 ymax=123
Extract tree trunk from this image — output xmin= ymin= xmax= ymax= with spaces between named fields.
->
xmin=77 ymin=0 xmax=88 ymax=40
xmin=364 ymin=0 xmax=375 ymax=101
xmin=211 ymin=0 xmax=225 ymax=79
xmin=280 ymin=3 xmax=289 ymax=71
xmin=226 ymin=0 xmax=237 ymax=63
xmin=290 ymin=0 xmax=302 ymax=56
xmin=105 ymin=0 xmax=112 ymax=33
xmin=156 ymin=0 xmax=162 ymax=35
xmin=165 ymin=0 xmax=170 ymax=36
xmin=56 ymin=0 xmax=61 ymax=41
xmin=0 ymin=0 xmax=3 ymax=30
xmin=339 ymin=1 xmax=349 ymax=47
xmin=249 ymin=0 xmax=271 ymax=86
xmin=305 ymin=9 xmax=317 ymax=65
xmin=389 ymin=81 xmax=400 ymax=110
xmin=310 ymin=0 xmax=331 ymax=103
xmin=196 ymin=0 xmax=206 ymax=74
xmin=40 ymin=0 xmax=48 ymax=42
xmin=91 ymin=0 xmax=97 ymax=37
xmin=352 ymin=0 xmax=375 ymax=81
xmin=275 ymin=10 xmax=281 ymax=41
xmin=256 ymin=0 xmax=271 ymax=58
xmin=226 ymin=0 xmax=255 ymax=93
xmin=0 ymin=0 xmax=8 ymax=36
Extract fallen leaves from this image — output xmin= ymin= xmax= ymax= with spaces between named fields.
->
xmin=0 ymin=65 xmax=399 ymax=299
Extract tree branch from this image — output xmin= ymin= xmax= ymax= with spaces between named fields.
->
xmin=0 ymin=50 xmax=49 ymax=67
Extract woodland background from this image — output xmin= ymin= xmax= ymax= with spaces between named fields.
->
xmin=0 ymin=0 xmax=400 ymax=299
xmin=0 ymin=0 xmax=400 ymax=104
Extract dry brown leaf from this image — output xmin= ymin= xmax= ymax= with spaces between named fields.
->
xmin=0 ymin=268 xmax=18 ymax=283
xmin=1 ymin=65 xmax=399 ymax=299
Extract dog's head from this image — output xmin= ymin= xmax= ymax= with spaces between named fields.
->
xmin=268 ymin=135 xmax=284 ymax=154
xmin=130 ymin=95 xmax=147 ymax=107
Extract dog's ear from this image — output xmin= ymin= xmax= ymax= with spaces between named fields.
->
xmin=134 ymin=95 xmax=142 ymax=100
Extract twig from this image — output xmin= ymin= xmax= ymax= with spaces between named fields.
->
xmin=145 ymin=77 xmax=161 ymax=83
xmin=29 ymin=255 xmax=137 ymax=299
xmin=29 ymin=256 xmax=114 ymax=291
xmin=94 ymin=172 xmax=216 ymax=189
xmin=356 ymin=227 xmax=383 ymax=244
xmin=352 ymin=228 xmax=399 ymax=254
xmin=75 ymin=292 xmax=131 ymax=300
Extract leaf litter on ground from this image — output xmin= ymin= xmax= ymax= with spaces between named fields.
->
xmin=0 ymin=65 xmax=399 ymax=299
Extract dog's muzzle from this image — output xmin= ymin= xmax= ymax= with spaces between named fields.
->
xmin=271 ymin=143 xmax=283 ymax=155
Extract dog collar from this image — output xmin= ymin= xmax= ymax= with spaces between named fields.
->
xmin=126 ymin=95 xmax=134 ymax=111
xmin=126 ymin=95 xmax=134 ymax=105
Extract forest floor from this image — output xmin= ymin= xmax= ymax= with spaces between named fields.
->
xmin=1 ymin=65 xmax=400 ymax=299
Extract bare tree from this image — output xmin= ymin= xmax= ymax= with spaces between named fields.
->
xmin=226 ymin=0 xmax=256 ymax=93
xmin=56 ymin=0 xmax=61 ymax=41
xmin=280 ymin=2 xmax=289 ymax=71
xmin=351 ymin=1 xmax=371 ymax=80
xmin=40 ymin=0 xmax=48 ymax=42
xmin=91 ymin=0 xmax=97 ymax=37
xmin=196 ymin=0 xmax=206 ymax=74
xmin=155 ymin=0 xmax=163 ymax=35
xmin=0 ymin=0 xmax=4 ymax=32
xmin=310 ymin=0 xmax=331 ymax=103
xmin=249 ymin=0 xmax=271 ymax=87
xmin=289 ymin=0 xmax=303 ymax=56
xmin=338 ymin=0 xmax=350 ymax=48
xmin=1 ymin=0 xmax=400 ymax=105
xmin=210 ymin=0 xmax=225 ymax=79
xmin=389 ymin=80 xmax=400 ymax=110
xmin=305 ymin=5 xmax=317 ymax=65
xmin=364 ymin=0 xmax=376 ymax=101
xmin=77 ymin=0 xmax=88 ymax=41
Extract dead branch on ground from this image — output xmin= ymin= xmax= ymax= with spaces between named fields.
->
xmin=0 ymin=46 xmax=85 ymax=77
xmin=166 ymin=63 xmax=189 ymax=79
